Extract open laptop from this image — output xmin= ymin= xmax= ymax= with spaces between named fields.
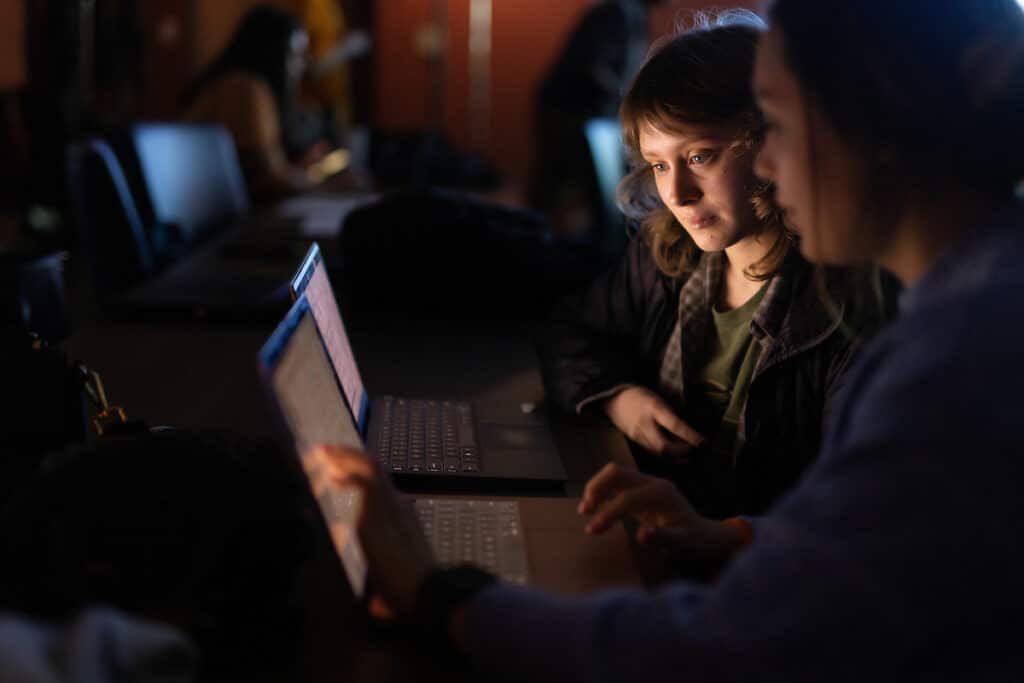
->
xmin=68 ymin=127 xmax=295 ymax=321
xmin=258 ymin=294 xmax=529 ymax=584
xmin=289 ymin=243 xmax=568 ymax=490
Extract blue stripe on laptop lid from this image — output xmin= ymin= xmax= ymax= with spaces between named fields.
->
xmin=290 ymin=241 xmax=321 ymax=300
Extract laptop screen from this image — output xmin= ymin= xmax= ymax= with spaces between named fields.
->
xmin=290 ymin=243 xmax=370 ymax=432
xmin=260 ymin=296 xmax=368 ymax=597
xmin=133 ymin=124 xmax=250 ymax=244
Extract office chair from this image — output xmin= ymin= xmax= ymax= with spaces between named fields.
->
xmin=67 ymin=139 xmax=156 ymax=304
xmin=583 ymin=117 xmax=629 ymax=256
xmin=67 ymin=124 xmax=253 ymax=308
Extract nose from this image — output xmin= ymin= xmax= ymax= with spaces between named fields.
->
xmin=667 ymin=167 xmax=701 ymax=206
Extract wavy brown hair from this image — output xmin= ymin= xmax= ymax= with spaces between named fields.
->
xmin=617 ymin=10 xmax=791 ymax=280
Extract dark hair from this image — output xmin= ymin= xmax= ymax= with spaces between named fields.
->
xmin=618 ymin=10 xmax=790 ymax=280
xmin=767 ymin=0 xmax=1024 ymax=199
xmin=182 ymin=5 xmax=305 ymax=155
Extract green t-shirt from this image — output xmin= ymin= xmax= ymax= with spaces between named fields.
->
xmin=683 ymin=281 xmax=769 ymax=463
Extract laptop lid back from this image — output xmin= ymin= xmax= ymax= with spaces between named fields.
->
xmin=259 ymin=294 xmax=368 ymax=597
xmin=290 ymin=243 xmax=370 ymax=432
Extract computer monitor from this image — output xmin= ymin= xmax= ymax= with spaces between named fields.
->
xmin=133 ymin=123 xmax=250 ymax=244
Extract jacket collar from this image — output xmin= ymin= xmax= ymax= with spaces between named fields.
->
xmin=751 ymin=247 xmax=845 ymax=374
xmin=677 ymin=247 xmax=844 ymax=377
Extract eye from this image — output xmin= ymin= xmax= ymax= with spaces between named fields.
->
xmin=689 ymin=151 xmax=715 ymax=166
xmin=649 ymin=162 xmax=667 ymax=174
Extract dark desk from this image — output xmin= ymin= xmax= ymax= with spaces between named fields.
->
xmin=67 ymin=314 xmax=643 ymax=586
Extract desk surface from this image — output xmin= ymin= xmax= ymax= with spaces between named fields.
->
xmin=67 ymin=312 xmax=644 ymax=680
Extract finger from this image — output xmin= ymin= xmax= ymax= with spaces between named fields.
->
xmin=368 ymin=594 xmax=396 ymax=622
xmin=642 ymin=424 xmax=691 ymax=460
xmin=638 ymin=524 xmax=690 ymax=546
xmin=637 ymin=526 xmax=700 ymax=565
xmin=657 ymin=437 xmax=694 ymax=462
xmin=651 ymin=408 xmax=705 ymax=447
xmin=585 ymin=485 xmax=662 ymax=535
xmin=579 ymin=463 xmax=643 ymax=515
xmin=314 ymin=444 xmax=378 ymax=476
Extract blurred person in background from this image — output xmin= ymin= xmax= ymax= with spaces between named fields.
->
xmin=182 ymin=4 xmax=360 ymax=202
xmin=528 ymin=0 xmax=666 ymax=238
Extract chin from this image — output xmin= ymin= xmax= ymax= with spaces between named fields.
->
xmin=688 ymin=232 xmax=733 ymax=254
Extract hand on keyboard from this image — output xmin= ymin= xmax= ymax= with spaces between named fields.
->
xmin=578 ymin=463 xmax=745 ymax=576
xmin=314 ymin=444 xmax=436 ymax=618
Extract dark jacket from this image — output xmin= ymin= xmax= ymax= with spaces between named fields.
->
xmin=537 ymin=232 xmax=888 ymax=516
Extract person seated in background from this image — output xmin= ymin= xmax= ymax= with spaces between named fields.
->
xmin=181 ymin=5 xmax=360 ymax=203
xmin=538 ymin=11 xmax=890 ymax=521
xmin=300 ymin=0 xmax=371 ymax=135
xmin=528 ymin=0 xmax=667 ymax=238
xmin=321 ymin=0 xmax=1024 ymax=679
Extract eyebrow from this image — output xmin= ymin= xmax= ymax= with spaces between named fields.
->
xmin=639 ymin=138 xmax=727 ymax=157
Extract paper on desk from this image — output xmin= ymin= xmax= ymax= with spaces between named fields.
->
xmin=277 ymin=194 xmax=379 ymax=238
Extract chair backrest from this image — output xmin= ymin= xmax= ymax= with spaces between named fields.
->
xmin=583 ymin=117 xmax=628 ymax=255
xmin=131 ymin=123 xmax=250 ymax=246
xmin=67 ymin=139 xmax=156 ymax=302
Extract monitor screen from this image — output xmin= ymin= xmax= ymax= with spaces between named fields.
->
xmin=264 ymin=302 xmax=368 ymax=597
xmin=291 ymin=244 xmax=369 ymax=431
xmin=133 ymin=124 xmax=250 ymax=243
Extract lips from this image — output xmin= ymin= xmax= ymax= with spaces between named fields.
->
xmin=686 ymin=215 xmax=717 ymax=230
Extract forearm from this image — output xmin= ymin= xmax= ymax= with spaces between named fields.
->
xmin=457 ymin=582 xmax=712 ymax=683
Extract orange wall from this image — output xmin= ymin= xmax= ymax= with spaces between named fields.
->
xmin=372 ymin=0 xmax=762 ymax=187
xmin=0 ymin=0 xmax=27 ymax=90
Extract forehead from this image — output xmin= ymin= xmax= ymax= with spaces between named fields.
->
xmin=637 ymin=120 xmax=738 ymax=151
xmin=753 ymin=28 xmax=793 ymax=105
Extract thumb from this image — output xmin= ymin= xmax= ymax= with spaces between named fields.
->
xmin=636 ymin=524 xmax=696 ymax=555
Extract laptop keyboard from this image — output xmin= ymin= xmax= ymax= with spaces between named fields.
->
xmin=414 ymin=498 xmax=528 ymax=584
xmin=374 ymin=397 xmax=481 ymax=475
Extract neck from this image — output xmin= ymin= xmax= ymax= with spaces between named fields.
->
xmin=718 ymin=229 xmax=778 ymax=310
xmin=878 ymin=187 xmax=1001 ymax=287
xmin=723 ymin=229 xmax=777 ymax=279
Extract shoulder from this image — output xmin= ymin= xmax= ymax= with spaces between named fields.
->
xmin=220 ymin=73 xmax=275 ymax=108
xmin=781 ymin=252 xmax=894 ymax=342
xmin=837 ymin=263 xmax=1024 ymax=450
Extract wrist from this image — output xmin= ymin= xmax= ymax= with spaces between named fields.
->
xmin=721 ymin=516 xmax=753 ymax=548
xmin=413 ymin=564 xmax=498 ymax=651
xmin=692 ymin=517 xmax=752 ymax=575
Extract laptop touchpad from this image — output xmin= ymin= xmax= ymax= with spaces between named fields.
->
xmin=479 ymin=423 xmax=549 ymax=450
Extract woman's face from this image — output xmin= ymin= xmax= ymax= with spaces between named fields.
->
xmin=638 ymin=121 xmax=763 ymax=253
xmin=753 ymin=28 xmax=876 ymax=265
